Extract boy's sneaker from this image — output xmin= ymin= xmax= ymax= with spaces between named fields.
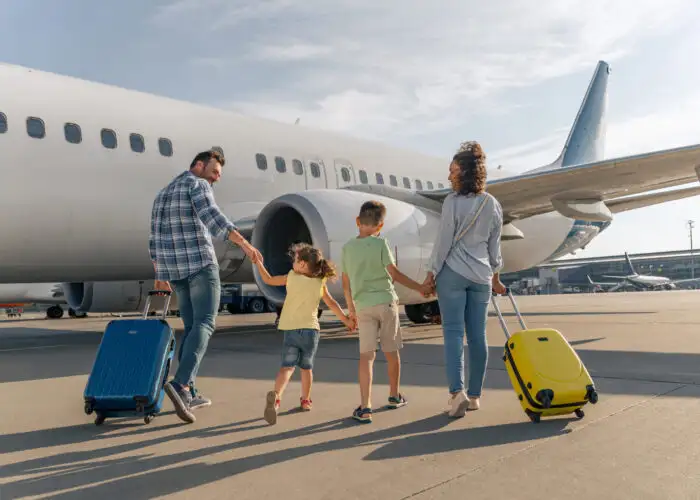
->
xmin=264 ymin=390 xmax=280 ymax=425
xmin=352 ymin=406 xmax=372 ymax=423
xmin=388 ymin=394 xmax=407 ymax=409
xmin=164 ymin=381 xmax=196 ymax=424
xmin=189 ymin=387 xmax=212 ymax=410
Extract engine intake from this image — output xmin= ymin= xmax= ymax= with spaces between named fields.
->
xmin=251 ymin=190 xmax=441 ymax=307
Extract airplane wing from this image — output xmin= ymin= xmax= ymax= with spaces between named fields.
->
xmin=419 ymin=143 xmax=700 ymax=223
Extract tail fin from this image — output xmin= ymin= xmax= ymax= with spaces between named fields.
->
xmin=624 ymin=252 xmax=637 ymax=275
xmin=549 ymin=60 xmax=610 ymax=168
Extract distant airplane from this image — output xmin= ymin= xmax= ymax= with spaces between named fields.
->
xmin=587 ymin=252 xmax=700 ymax=291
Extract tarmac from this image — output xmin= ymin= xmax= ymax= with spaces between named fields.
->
xmin=1 ymin=290 xmax=699 ymax=499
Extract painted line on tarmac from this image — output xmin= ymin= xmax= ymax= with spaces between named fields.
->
xmin=0 ymin=343 xmax=73 ymax=353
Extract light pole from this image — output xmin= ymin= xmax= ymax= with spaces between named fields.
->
xmin=688 ymin=220 xmax=695 ymax=279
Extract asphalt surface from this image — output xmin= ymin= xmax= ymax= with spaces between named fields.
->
xmin=1 ymin=291 xmax=699 ymax=499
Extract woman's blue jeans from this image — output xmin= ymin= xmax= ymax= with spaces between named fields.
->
xmin=435 ymin=265 xmax=491 ymax=397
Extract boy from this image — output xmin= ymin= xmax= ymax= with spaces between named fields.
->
xmin=341 ymin=200 xmax=431 ymax=423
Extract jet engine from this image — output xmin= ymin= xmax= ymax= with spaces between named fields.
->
xmin=61 ymin=280 xmax=176 ymax=314
xmin=251 ymin=190 xmax=441 ymax=307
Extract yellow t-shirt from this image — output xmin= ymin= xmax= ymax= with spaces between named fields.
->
xmin=277 ymin=271 xmax=326 ymax=331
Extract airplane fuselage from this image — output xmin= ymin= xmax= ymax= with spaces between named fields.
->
xmin=0 ymin=63 xmax=594 ymax=293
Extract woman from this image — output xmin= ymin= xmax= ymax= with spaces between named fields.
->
xmin=424 ymin=141 xmax=506 ymax=418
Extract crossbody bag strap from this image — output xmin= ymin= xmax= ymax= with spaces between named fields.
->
xmin=454 ymin=193 xmax=490 ymax=243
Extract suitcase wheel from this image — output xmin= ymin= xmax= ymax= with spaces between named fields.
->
xmin=575 ymin=408 xmax=585 ymax=419
xmin=525 ymin=409 xmax=540 ymax=423
xmin=94 ymin=413 xmax=106 ymax=426
xmin=144 ymin=415 xmax=155 ymax=424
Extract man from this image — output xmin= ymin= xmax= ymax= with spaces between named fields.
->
xmin=149 ymin=149 xmax=261 ymax=424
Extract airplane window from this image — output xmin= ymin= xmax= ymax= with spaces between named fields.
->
xmin=389 ymin=175 xmax=398 ymax=187
xmin=64 ymin=123 xmax=81 ymax=144
xmin=438 ymin=183 xmax=445 ymax=189
xmin=275 ymin=156 xmax=286 ymax=173
xmin=26 ymin=117 xmax=45 ymax=139
xmin=0 ymin=112 xmax=7 ymax=133
xmin=427 ymin=181 xmax=434 ymax=190
xmin=211 ymin=146 xmax=224 ymax=157
xmin=256 ymin=153 xmax=268 ymax=171
xmin=403 ymin=177 xmax=411 ymax=189
xmin=158 ymin=138 xmax=173 ymax=157
xmin=101 ymin=128 xmax=117 ymax=149
xmin=310 ymin=162 xmax=321 ymax=178
xmin=292 ymin=159 xmax=304 ymax=175
xmin=359 ymin=170 xmax=368 ymax=184
xmin=341 ymin=167 xmax=351 ymax=182
xmin=415 ymin=180 xmax=423 ymax=190
xmin=130 ymin=133 xmax=145 ymax=153
xmin=376 ymin=173 xmax=384 ymax=185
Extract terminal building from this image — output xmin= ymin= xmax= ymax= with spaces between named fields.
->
xmin=500 ymin=249 xmax=700 ymax=294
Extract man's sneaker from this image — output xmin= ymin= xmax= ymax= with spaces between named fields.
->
xmin=388 ymin=394 xmax=407 ymax=409
xmin=189 ymin=387 xmax=212 ymax=410
xmin=264 ymin=390 xmax=280 ymax=425
xmin=164 ymin=381 xmax=196 ymax=423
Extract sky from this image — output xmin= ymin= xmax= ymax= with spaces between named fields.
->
xmin=1 ymin=0 xmax=700 ymax=258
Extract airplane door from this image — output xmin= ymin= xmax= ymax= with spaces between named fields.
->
xmin=304 ymin=158 xmax=328 ymax=190
xmin=334 ymin=159 xmax=356 ymax=188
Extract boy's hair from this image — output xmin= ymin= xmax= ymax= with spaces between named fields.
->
xmin=358 ymin=201 xmax=386 ymax=226
xmin=289 ymin=243 xmax=337 ymax=280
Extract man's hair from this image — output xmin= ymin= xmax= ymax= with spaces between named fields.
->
xmin=190 ymin=149 xmax=225 ymax=169
xmin=358 ymin=200 xmax=386 ymax=226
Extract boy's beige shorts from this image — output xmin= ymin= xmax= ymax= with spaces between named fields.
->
xmin=357 ymin=302 xmax=403 ymax=354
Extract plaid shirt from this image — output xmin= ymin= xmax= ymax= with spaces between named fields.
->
xmin=149 ymin=170 xmax=237 ymax=282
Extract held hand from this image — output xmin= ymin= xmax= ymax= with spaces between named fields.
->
xmin=343 ymin=316 xmax=356 ymax=333
xmin=419 ymin=283 xmax=435 ymax=298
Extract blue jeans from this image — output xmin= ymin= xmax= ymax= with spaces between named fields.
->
xmin=280 ymin=329 xmax=320 ymax=370
xmin=435 ymin=265 xmax=491 ymax=397
xmin=170 ymin=264 xmax=221 ymax=388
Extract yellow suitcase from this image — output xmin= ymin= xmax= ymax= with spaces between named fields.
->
xmin=491 ymin=289 xmax=599 ymax=423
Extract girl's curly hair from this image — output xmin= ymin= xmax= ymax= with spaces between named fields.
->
xmin=451 ymin=140 xmax=487 ymax=195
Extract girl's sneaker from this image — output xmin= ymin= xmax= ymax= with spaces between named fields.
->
xmin=264 ymin=390 xmax=280 ymax=425
xmin=300 ymin=398 xmax=312 ymax=411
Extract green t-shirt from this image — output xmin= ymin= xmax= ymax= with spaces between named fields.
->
xmin=341 ymin=235 xmax=398 ymax=312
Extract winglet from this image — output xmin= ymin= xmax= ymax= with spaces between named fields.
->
xmin=551 ymin=61 xmax=610 ymax=168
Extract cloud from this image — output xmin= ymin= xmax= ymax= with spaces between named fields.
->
xmin=154 ymin=0 xmax=698 ymax=158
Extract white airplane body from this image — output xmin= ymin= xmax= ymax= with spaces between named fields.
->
xmin=1 ymin=60 xmax=700 ymax=320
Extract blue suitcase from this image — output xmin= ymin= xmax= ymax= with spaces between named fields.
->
xmin=83 ymin=290 xmax=175 ymax=426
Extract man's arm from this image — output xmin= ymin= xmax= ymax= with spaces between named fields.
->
xmin=189 ymin=180 xmax=260 ymax=260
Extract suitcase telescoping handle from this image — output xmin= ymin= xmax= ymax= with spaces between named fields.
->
xmin=490 ymin=287 xmax=527 ymax=340
xmin=143 ymin=289 xmax=172 ymax=319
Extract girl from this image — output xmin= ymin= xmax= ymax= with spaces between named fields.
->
xmin=255 ymin=243 xmax=355 ymax=425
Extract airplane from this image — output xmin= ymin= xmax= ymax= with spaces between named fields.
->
xmin=1 ymin=59 xmax=700 ymax=324
xmin=587 ymin=252 xmax=700 ymax=292
xmin=0 ymin=282 xmax=81 ymax=318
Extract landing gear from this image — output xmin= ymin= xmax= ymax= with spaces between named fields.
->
xmin=405 ymin=301 xmax=440 ymax=324
xmin=46 ymin=305 xmax=64 ymax=319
